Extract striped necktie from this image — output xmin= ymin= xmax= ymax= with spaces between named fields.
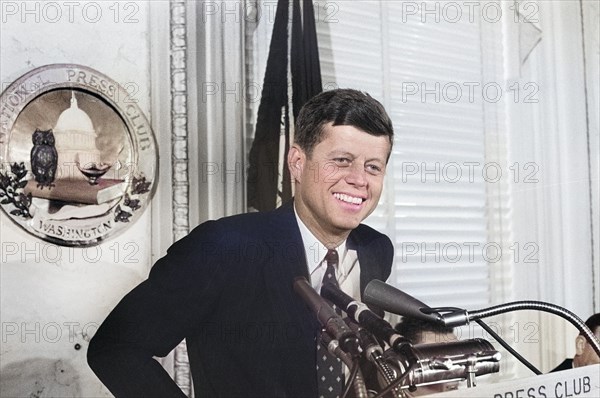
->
xmin=316 ymin=249 xmax=344 ymax=398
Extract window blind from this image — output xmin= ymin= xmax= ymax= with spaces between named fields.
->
xmin=316 ymin=1 xmax=493 ymax=309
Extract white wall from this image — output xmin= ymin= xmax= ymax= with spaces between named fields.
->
xmin=0 ymin=2 xmax=162 ymax=396
xmin=582 ymin=0 xmax=600 ymax=313
xmin=504 ymin=0 xmax=599 ymax=373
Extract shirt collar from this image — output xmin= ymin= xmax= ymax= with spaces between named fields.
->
xmin=293 ymin=204 xmax=348 ymax=275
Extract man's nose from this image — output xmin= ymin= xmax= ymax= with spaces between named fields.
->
xmin=345 ymin=163 xmax=367 ymax=187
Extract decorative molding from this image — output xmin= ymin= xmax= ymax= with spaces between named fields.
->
xmin=170 ymin=0 xmax=192 ymax=396
xmin=170 ymin=1 xmax=190 ymax=241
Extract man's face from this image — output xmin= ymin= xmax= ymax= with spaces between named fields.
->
xmin=289 ymin=123 xmax=391 ymax=245
xmin=574 ymin=328 xmax=600 ymax=367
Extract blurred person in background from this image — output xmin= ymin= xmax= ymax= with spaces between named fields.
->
xmin=552 ymin=313 xmax=600 ymax=372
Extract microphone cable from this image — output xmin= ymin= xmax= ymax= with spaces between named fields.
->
xmin=475 ymin=319 xmax=541 ymax=375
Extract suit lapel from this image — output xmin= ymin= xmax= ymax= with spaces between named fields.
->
xmin=266 ymin=201 xmax=319 ymax=339
xmin=268 ymin=201 xmax=310 ymax=280
xmin=349 ymin=227 xmax=384 ymax=300
xmin=349 ymin=229 xmax=369 ymax=298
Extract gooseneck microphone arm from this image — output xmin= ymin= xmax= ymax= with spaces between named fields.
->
xmin=363 ymin=279 xmax=600 ymax=375
xmin=433 ymin=301 xmax=600 ymax=357
xmin=416 ymin=306 xmax=541 ymax=374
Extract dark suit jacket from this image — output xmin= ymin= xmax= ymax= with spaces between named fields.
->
xmin=551 ymin=358 xmax=573 ymax=372
xmin=88 ymin=202 xmax=393 ymax=397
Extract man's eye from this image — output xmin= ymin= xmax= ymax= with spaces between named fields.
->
xmin=366 ymin=164 xmax=383 ymax=174
xmin=334 ymin=158 xmax=350 ymax=166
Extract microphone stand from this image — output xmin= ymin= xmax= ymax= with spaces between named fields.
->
xmin=342 ymin=360 xmax=364 ymax=398
xmin=346 ymin=320 xmax=404 ymax=398
xmin=371 ymin=363 xmax=415 ymax=398
xmin=321 ymin=333 xmax=369 ymax=398
xmin=429 ymin=300 xmax=600 ymax=373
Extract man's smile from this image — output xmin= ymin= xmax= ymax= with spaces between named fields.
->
xmin=333 ymin=192 xmax=366 ymax=206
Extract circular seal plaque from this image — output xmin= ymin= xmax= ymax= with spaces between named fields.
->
xmin=0 ymin=64 xmax=157 ymax=246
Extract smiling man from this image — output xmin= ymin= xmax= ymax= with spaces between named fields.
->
xmin=289 ymin=122 xmax=389 ymax=245
xmin=88 ymin=89 xmax=395 ymax=397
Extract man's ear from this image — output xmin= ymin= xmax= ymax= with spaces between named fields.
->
xmin=287 ymin=145 xmax=305 ymax=183
xmin=575 ymin=335 xmax=586 ymax=355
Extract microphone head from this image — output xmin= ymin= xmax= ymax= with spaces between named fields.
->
xmin=363 ymin=280 xmax=443 ymax=324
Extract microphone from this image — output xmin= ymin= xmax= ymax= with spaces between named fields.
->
xmin=363 ymin=280 xmax=445 ymax=324
xmin=382 ymin=339 xmax=501 ymax=388
xmin=321 ymin=283 xmax=411 ymax=350
xmin=293 ymin=277 xmax=360 ymax=356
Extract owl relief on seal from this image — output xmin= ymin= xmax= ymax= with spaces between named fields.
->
xmin=30 ymin=129 xmax=58 ymax=189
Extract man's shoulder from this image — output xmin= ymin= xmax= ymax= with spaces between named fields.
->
xmin=187 ymin=204 xmax=294 ymax=241
xmin=354 ymin=222 xmax=388 ymax=237
xmin=217 ymin=204 xmax=292 ymax=230
xmin=213 ymin=209 xmax=271 ymax=229
xmin=165 ymin=207 xmax=295 ymax=261
xmin=352 ymin=223 xmax=392 ymax=247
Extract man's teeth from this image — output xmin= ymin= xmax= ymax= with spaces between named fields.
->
xmin=333 ymin=193 xmax=363 ymax=205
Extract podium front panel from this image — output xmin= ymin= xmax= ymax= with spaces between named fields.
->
xmin=428 ymin=364 xmax=600 ymax=398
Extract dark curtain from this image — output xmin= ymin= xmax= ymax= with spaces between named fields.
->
xmin=247 ymin=0 xmax=323 ymax=212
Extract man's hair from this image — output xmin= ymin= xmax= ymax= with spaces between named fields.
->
xmin=583 ymin=313 xmax=600 ymax=335
xmin=294 ymin=89 xmax=394 ymax=157
xmin=395 ymin=317 xmax=455 ymax=344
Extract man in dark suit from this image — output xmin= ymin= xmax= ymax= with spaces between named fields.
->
xmin=88 ymin=89 xmax=395 ymax=397
xmin=551 ymin=313 xmax=600 ymax=372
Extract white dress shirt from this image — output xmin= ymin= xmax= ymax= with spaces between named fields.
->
xmin=294 ymin=205 xmax=361 ymax=300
